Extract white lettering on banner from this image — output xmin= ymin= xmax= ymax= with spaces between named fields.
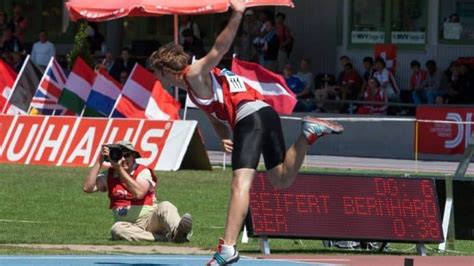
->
xmin=0 ymin=115 xmax=200 ymax=171
xmin=138 ymin=129 xmax=165 ymax=166
xmin=124 ymin=128 xmax=134 ymax=142
xmin=106 ymin=127 xmax=119 ymax=144
xmin=25 ymin=116 xmax=50 ymax=164
xmin=391 ymin=32 xmax=426 ymax=44
xmin=56 ymin=117 xmax=81 ymax=166
xmin=7 ymin=124 xmax=39 ymax=162
xmin=445 ymin=113 xmax=463 ymax=149
xmin=0 ymin=115 xmax=18 ymax=156
xmin=105 ymin=127 xmax=135 ymax=144
xmin=66 ymin=127 xmax=96 ymax=164
xmin=88 ymin=120 xmax=113 ymax=167
xmin=132 ymin=120 xmax=145 ymax=145
xmin=34 ymin=125 xmax=70 ymax=162
xmin=351 ymin=31 xmax=385 ymax=44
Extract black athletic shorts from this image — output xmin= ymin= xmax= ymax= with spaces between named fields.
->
xmin=232 ymin=106 xmax=286 ymax=170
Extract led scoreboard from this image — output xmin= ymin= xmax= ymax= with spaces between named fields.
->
xmin=247 ymin=173 xmax=444 ymax=243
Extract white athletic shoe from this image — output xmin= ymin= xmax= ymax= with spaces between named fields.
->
xmin=206 ymin=239 xmax=240 ymax=265
xmin=302 ymin=116 xmax=344 ymax=145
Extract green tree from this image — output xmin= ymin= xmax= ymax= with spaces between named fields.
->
xmin=67 ymin=22 xmax=93 ymax=70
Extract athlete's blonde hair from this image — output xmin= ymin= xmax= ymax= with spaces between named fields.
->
xmin=150 ymin=43 xmax=190 ymax=75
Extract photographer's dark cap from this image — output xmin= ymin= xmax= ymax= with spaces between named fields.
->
xmin=117 ymin=140 xmax=141 ymax=158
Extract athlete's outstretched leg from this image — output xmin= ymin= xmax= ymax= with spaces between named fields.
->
xmin=267 ymin=116 xmax=343 ymax=189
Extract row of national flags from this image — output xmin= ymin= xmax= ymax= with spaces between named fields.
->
xmin=0 ymin=56 xmax=182 ymax=120
xmin=0 ymin=55 xmax=296 ymax=120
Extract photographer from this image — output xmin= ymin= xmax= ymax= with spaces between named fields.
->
xmin=83 ymin=140 xmax=192 ymax=243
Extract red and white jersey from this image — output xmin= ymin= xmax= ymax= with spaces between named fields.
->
xmin=358 ymin=87 xmax=388 ymax=115
xmin=184 ymin=67 xmax=264 ymax=128
xmin=107 ymin=164 xmax=158 ymax=209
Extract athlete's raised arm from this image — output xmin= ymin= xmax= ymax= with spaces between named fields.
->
xmin=187 ymin=0 xmax=246 ymax=78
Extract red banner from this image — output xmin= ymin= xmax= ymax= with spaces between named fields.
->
xmin=0 ymin=115 xmax=202 ymax=171
xmin=417 ymin=106 xmax=474 ymax=154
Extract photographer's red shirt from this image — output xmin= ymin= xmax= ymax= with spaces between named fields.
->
xmin=103 ymin=164 xmax=158 ymax=222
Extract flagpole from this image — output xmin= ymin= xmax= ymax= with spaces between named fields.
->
xmin=109 ymin=63 xmax=137 ymax=118
xmin=2 ymin=54 xmax=30 ymax=114
xmin=79 ymin=105 xmax=86 ymax=117
xmin=183 ymin=101 xmax=188 ymax=120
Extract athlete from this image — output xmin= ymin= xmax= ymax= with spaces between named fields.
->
xmin=150 ymin=0 xmax=343 ymax=264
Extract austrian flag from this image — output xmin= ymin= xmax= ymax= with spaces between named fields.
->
xmin=231 ymin=58 xmax=296 ymax=115
xmin=112 ymin=64 xmax=180 ymax=120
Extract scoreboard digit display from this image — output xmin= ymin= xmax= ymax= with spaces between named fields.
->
xmin=247 ymin=173 xmax=444 ymax=243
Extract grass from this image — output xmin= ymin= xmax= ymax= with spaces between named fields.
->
xmin=0 ymin=164 xmax=473 ymax=256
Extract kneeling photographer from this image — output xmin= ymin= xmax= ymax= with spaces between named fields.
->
xmin=83 ymin=140 xmax=192 ymax=243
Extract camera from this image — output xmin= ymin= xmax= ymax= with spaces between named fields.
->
xmin=105 ymin=144 xmax=123 ymax=162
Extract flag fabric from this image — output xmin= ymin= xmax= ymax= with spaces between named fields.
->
xmin=29 ymin=57 xmax=68 ymax=115
xmin=231 ymin=58 xmax=297 ymax=115
xmin=375 ymin=44 xmax=397 ymax=74
xmin=58 ymin=57 xmax=96 ymax=114
xmin=0 ymin=60 xmax=17 ymax=113
xmin=112 ymin=64 xmax=180 ymax=120
xmin=145 ymin=81 xmax=181 ymax=120
xmin=3 ymin=55 xmax=43 ymax=114
xmin=85 ymin=68 xmax=122 ymax=117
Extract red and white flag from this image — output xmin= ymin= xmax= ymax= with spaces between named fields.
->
xmin=146 ymin=81 xmax=181 ymax=120
xmin=231 ymin=58 xmax=296 ymax=114
xmin=112 ymin=64 xmax=180 ymax=120
xmin=0 ymin=60 xmax=17 ymax=113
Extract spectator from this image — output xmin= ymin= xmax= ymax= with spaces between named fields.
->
xmin=182 ymin=28 xmax=206 ymax=59
xmin=31 ymin=30 xmax=56 ymax=68
xmin=357 ymin=78 xmax=388 ymax=115
xmin=0 ymin=11 xmax=11 ymax=32
xmin=110 ymin=47 xmax=136 ymax=82
xmin=119 ymin=70 xmax=129 ymax=85
xmin=459 ymin=64 xmax=474 ymax=103
xmin=445 ymin=62 xmax=474 ymax=104
xmin=0 ymin=27 xmax=23 ymax=54
xmin=83 ymin=141 xmax=193 ymax=243
xmin=179 ymin=16 xmax=201 ymax=45
xmin=9 ymin=5 xmax=26 ymax=34
xmin=314 ymin=74 xmax=337 ymax=113
xmin=235 ymin=10 xmax=260 ymax=61
xmin=254 ymin=20 xmax=279 ymax=72
xmin=101 ymin=52 xmax=118 ymax=76
xmin=445 ymin=61 xmax=462 ymax=104
xmin=362 ymin=57 xmax=375 ymax=82
xmin=296 ymin=59 xmax=315 ymax=98
xmin=13 ymin=16 xmax=27 ymax=45
xmin=337 ymin=55 xmax=351 ymax=84
xmin=417 ymin=60 xmax=445 ymax=104
xmin=338 ymin=63 xmax=362 ymax=101
xmin=11 ymin=52 xmax=23 ymax=72
xmin=410 ymin=60 xmax=428 ymax=106
xmin=373 ymin=57 xmax=400 ymax=102
xmin=361 ymin=56 xmax=375 ymax=95
xmin=283 ymin=64 xmax=310 ymax=112
xmin=85 ymin=22 xmax=104 ymax=55
xmin=275 ymin=12 xmax=293 ymax=72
